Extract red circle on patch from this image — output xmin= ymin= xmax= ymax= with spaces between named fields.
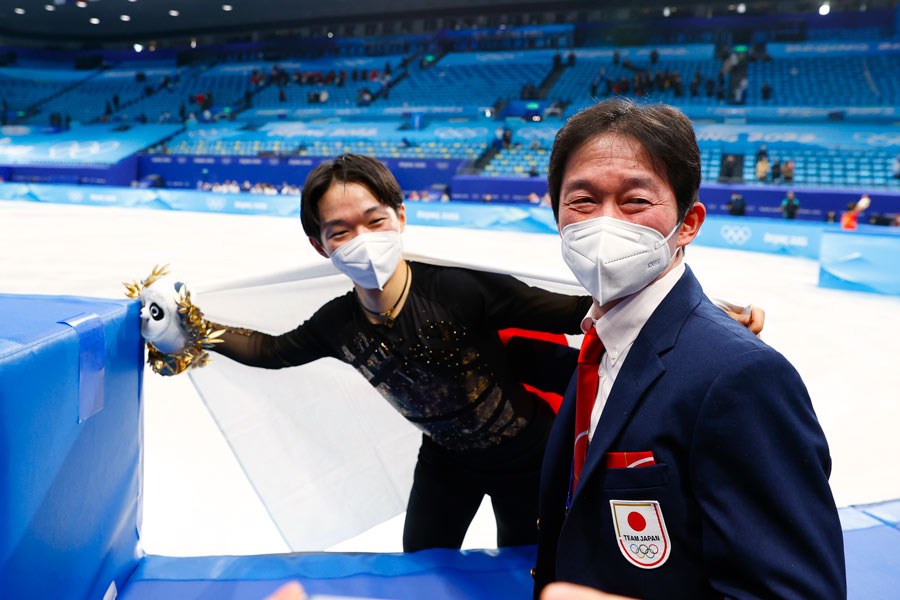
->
xmin=627 ymin=511 xmax=646 ymax=532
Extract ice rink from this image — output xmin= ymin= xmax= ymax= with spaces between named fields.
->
xmin=2 ymin=199 xmax=899 ymax=557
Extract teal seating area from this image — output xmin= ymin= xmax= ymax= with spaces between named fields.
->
xmin=385 ymin=56 xmax=553 ymax=107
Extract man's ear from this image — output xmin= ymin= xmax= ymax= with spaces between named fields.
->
xmin=309 ymin=236 xmax=330 ymax=259
xmin=396 ymin=204 xmax=406 ymax=233
xmin=676 ymin=202 xmax=706 ymax=249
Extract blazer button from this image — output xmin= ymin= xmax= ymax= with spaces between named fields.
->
xmin=530 ymin=567 xmax=537 ymax=580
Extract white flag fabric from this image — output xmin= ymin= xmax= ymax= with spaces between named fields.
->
xmin=188 ymin=252 xmax=583 ymax=551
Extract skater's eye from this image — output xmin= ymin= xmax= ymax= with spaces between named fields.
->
xmin=149 ymin=303 xmax=164 ymax=321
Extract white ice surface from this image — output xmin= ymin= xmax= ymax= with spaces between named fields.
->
xmin=2 ymin=199 xmax=899 ymax=557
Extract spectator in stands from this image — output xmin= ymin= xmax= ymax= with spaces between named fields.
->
xmin=650 ymin=48 xmax=659 ymax=65
xmin=529 ymin=165 xmax=539 ymax=177
xmin=841 ymin=194 xmax=870 ymax=230
xmin=502 ymin=128 xmax=513 ymax=149
xmin=705 ymin=78 xmax=715 ymax=97
xmin=756 ymin=145 xmax=768 ymax=162
xmin=782 ymin=159 xmax=795 ymax=183
xmin=529 ymin=137 xmax=541 ymax=152
xmin=567 ymin=51 xmax=576 ymax=67
xmin=762 ymin=82 xmax=773 ymax=101
xmin=690 ymin=73 xmax=701 ymax=98
xmin=771 ymin=159 xmax=782 ymax=182
xmin=727 ymin=192 xmax=746 ymax=216
xmin=781 ymin=191 xmax=800 ymax=219
xmin=841 ymin=201 xmax=863 ymax=230
xmin=590 ymin=76 xmax=600 ymax=97
xmin=755 ymin=154 xmax=770 ymax=182
xmin=105 ymin=100 xmax=112 ymax=116
xmin=893 ymin=213 xmax=900 ymax=227
xmin=494 ymin=126 xmax=504 ymax=152
xmin=553 ymin=51 xmax=562 ymax=69
xmin=825 ymin=211 xmax=837 ymax=223
xmin=279 ymin=88 xmax=287 ymax=103
xmin=721 ymin=154 xmax=739 ymax=181
xmin=527 ymin=192 xmax=541 ymax=204
xmin=612 ymin=50 xmax=620 ymax=65
xmin=113 ymin=94 xmax=120 ymax=111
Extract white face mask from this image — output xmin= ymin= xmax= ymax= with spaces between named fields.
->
xmin=330 ymin=230 xmax=404 ymax=290
xmin=560 ymin=216 xmax=681 ymax=306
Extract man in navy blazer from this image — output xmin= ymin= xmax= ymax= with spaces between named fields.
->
xmin=533 ymin=99 xmax=845 ymax=600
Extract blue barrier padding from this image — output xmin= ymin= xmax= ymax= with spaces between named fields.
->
xmin=695 ymin=215 xmax=826 ymax=259
xmin=858 ymin=499 xmax=900 ymax=528
xmin=58 ymin=312 xmax=107 ymax=423
xmin=818 ymin=229 xmax=900 ymax=296
xmin=842 ymin=524 xmax=900 ymax=599
xmin=120 ymin=547 xmax=536 ymax=600
xmin=0 ymin=294 xmax=144 ymax=600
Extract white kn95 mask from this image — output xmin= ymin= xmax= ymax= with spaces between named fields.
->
xmin=330 ymin=230 xmax=404 ymax=290
xmin=560 ymin=216 xmax=681 ymax=306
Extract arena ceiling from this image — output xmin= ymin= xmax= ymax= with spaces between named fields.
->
xmin=0 ymin=0 xmax=882 ymax=42
xmin=1 ymin=0 xmax=574 ymax=40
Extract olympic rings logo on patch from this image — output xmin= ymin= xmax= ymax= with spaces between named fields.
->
xmin=720 ymin=225 xmax=751 ymax=245
xmin=629 ymin=543 xmax=659 ymax=559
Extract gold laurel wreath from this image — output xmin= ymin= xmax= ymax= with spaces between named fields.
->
xmin=124 ymin=264 xmax=224 ymax=376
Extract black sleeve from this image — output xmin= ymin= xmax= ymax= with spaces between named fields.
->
xmin=209 ymin=296 xmax=348 ymax=369
xmin=444 ymin=268 xmax=592 ymax=334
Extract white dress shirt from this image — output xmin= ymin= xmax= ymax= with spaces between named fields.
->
xmin=581 ymin=262 xmax=686 ymax=441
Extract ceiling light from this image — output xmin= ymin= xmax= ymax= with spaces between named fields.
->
xmin=819 ymin=2 xmax=830 ymax=15
xmin=190 ymin=39 xmax=197 ymax=48
xmin=327 ymin=32 xmax=333 ymax=38
xmin=90 ymin=17 xmax=99 ymax=24
xmin=737 ymin=3 xmax=746 ymax=13
xmin=134 ymin=43 xmax=144 ymax=53
xmin=76 ymin=1 xmax=87 ymax=7
xmin=14 ymin=8 xmax=25 ymax=14
xmin=120 ymin=14 xmax=130 ymax=21
xmin=662 ymin=6 xmax=671 ymax=17
xmin=169 ymin=9 xmax=179 ymax=16
xmin=222 ymin=4 xmax=233 ymax=11
xmin=44 ymin=4 xmax=55 ymax=11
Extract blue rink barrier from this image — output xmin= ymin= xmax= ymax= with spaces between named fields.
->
xmin=4 ymin=183 xmax=899 ymax=295
xmin=3 ymin=292 xmax=900 ymax=599
xmin=818 ymin=229 xmax=900 ymax=295
xmin=0 ymin=294 xmax=144 ymax=600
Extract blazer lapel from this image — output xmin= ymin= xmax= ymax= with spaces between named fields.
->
xmin=570 ymin=267 xmax=705 ymax=505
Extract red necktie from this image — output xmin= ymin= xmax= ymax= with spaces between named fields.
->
xmin=573 ymin=326 xmax=604 ymax=495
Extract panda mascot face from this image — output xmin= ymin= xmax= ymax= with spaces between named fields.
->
xmin=139 ymin=276 xmax=188 ymax=354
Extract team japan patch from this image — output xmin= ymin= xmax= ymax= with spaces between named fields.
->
xmin=609 ymin=500 xmax=671 ymax=569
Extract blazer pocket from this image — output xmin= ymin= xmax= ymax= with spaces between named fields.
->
xmin=603 ymin=464 xmax=669 ymax=490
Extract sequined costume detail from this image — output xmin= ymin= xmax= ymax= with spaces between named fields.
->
xmin=212 ymin=261 xmax=591 ymax=452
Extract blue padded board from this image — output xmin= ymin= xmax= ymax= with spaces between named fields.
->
xmin=840 ymin=502 xmax=900 ymax=599
xmin=0 ymin=294 xmax=145 ymax=600
xmin=122 ymin=504 xmax=900 ymax=600
xmin=121 ymin=547 xmax=536 ymax=600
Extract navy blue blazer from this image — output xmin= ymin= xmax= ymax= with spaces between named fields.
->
xmin=534 ymin=267 xmax=845 ymax=600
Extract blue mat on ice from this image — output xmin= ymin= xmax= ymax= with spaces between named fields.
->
xmin=120 ymin=546 xmax=536 ymax=600
xmin=120 ymin=501 xmax=900 ymax=600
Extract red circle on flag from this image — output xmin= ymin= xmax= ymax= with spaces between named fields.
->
xmin=627 ymin=511 xmax=646 ymax=532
